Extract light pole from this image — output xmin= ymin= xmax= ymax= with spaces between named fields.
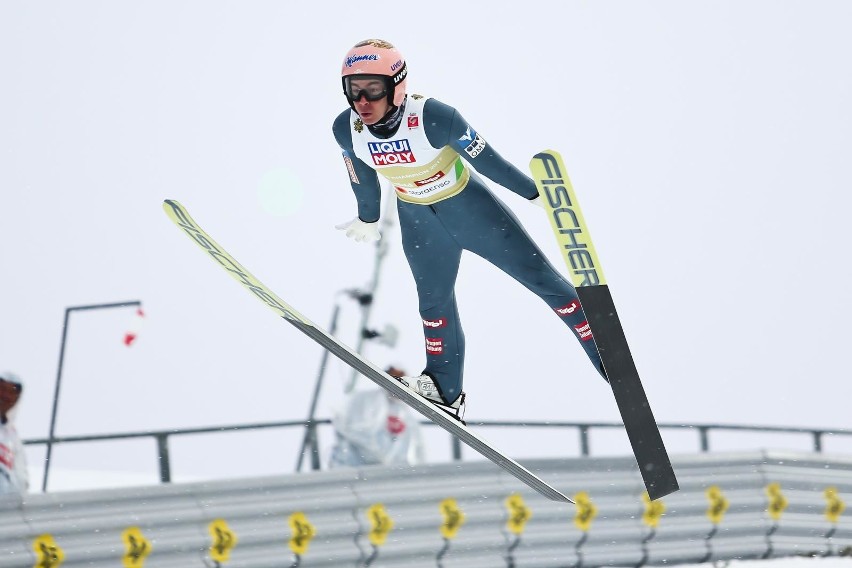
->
xmin=344 ymin=183 xmax=398 ymax=394
xmin=294 ymin=294 xmax=399 ymax=473
xmin=42 ymin=300 xmax=142 ymax=492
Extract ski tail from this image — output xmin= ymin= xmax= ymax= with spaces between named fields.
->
xmin=529 ymin=151 xmax=679 ymax=500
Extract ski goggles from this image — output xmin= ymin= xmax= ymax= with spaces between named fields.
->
xmin=343 ymin=74 xmax=390 ymax=103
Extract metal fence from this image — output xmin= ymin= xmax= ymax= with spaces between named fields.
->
xmin=23 ymin=419 xmax=852 ymax=484
xmin=2 ymin=451 xmax=851 ymax=567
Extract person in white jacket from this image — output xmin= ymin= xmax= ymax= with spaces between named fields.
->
xmin=0 ymin=371 xmax=28 ymax=495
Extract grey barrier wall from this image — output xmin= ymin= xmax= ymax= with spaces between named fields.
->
xmin=1 ymin=450 xmax=851 ymax=568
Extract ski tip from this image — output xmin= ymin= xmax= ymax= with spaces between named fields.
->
xmin=163 ymin=199 xmax=189 ymax=220
xmin=535 ymin=485 xmax=574 ymax=503
xmin=554 ymin=491 xmax=575 ymax=504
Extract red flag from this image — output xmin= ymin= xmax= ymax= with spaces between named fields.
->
xmin=124 ymin=308 xmax=145 ymax=346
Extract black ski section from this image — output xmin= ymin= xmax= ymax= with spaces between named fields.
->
xmin=577 ymin=284 xmax=679 ymax=500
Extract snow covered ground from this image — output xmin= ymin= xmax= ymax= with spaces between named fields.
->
xmin=27 ymin=465 xmax=203 ymax=493
xmin=724 ymin=559 xmax=851 ymax=568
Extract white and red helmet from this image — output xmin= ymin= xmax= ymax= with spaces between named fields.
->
xmin=341 ymin=39 xmax=408 ymax=107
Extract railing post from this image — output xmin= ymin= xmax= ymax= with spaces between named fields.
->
xmin=579 ymin=425 xmax=590 ymax=457
xmin=700 ymin=426 xmax=710 ymax=453
xmin=297 ymin=305 xmax=340 ymax=473
xmin=156 ymin=434 xmax=171 ymax=483
xmin=814 ymin=431 xmax=823 ymax=453
xmin=43 ymin=300 xmax=142 ymax=492
xmin=452 ymin=435 xmax=462 ymax=461
xmin=309 ymin=421 xmax=321 ymax=471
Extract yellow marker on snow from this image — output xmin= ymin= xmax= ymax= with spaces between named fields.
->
xmin=505 ymin=493 xmax=532 ymax=535
xmin=642 ymin=491 xmax=666 ymax=528
xmin=765 ymin=483 xmax=788 ymax=521
xmin=208 ymin=519 xmax=238 ymax=563
xmin=706 ymin=486 xmax=729 ymax=524
xmin=32 ymin=534 xmax=65 ymax=568
xmin=367 ymin=504 xmax=394 ymax=547
xmin=573 ymin=491 xmax=597 ymax=532
xmin=121 ymin=527 xmax=152 ymax=568
xmin=288 ymin=512 xmax=316 ymax=556
xmin=825 ymin=487 xmax=846 ymax=523
xmin=439 ymin=499 xmax=465 ymax=540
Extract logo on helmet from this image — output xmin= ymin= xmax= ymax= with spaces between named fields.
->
xmin=393 ymin=65 xmax=408 ymax=84
xmin=345 ymin=54 xmax=379 ymax=68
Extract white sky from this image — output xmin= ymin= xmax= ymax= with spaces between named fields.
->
xmin=2 ymin=1 xmax=851 ymax=488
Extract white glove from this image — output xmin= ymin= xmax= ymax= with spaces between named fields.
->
xmin=335 ymin=217 xmax=381 ymax=243
xmin=530 ymin=195 xmax=546 ymax=209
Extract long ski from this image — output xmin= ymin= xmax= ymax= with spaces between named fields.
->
xmin=529 ymin=150 xmax=679 ymax=500
xmin=163 ymin=199 xmax=573 ymax=503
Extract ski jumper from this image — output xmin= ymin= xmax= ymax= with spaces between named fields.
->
xmin=333 ymin=95 xmax=604 ymax=404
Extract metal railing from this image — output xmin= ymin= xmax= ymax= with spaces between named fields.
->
xmin=468 ymin=420 xmax=852 ymax=457
xmin=23 ymin=419 xmax=852 ymax=488
xmin=8 ymin=451 xmax=852 ymax=567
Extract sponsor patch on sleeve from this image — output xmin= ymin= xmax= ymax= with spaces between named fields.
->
xmin=456 ymin=126 xmax=487 ymax=158
xmin=343 ymin=153 xmax=360 ymax=184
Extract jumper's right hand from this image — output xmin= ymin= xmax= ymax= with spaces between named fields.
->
xmin=335 ymin=217 xmax=381 ymax=243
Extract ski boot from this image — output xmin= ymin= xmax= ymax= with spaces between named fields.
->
xmin=395 ymin=373 xmax=466 ymax=423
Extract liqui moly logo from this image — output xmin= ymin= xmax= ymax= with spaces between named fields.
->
xmin=554 ymin=300 xmax=580 ymax=317
xmin=426 ymin=337 xmax=443 ymax=354
xmin=422 ymin=317 xmax=446 ymax=328
xmin=574 ymin=321 xmax=594 ymax=341
xmin=368 ymin=140 xmax=417 ymax=166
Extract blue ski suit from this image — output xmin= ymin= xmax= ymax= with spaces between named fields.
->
xmin=333 ymin=95 xmax=605 ymax=405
